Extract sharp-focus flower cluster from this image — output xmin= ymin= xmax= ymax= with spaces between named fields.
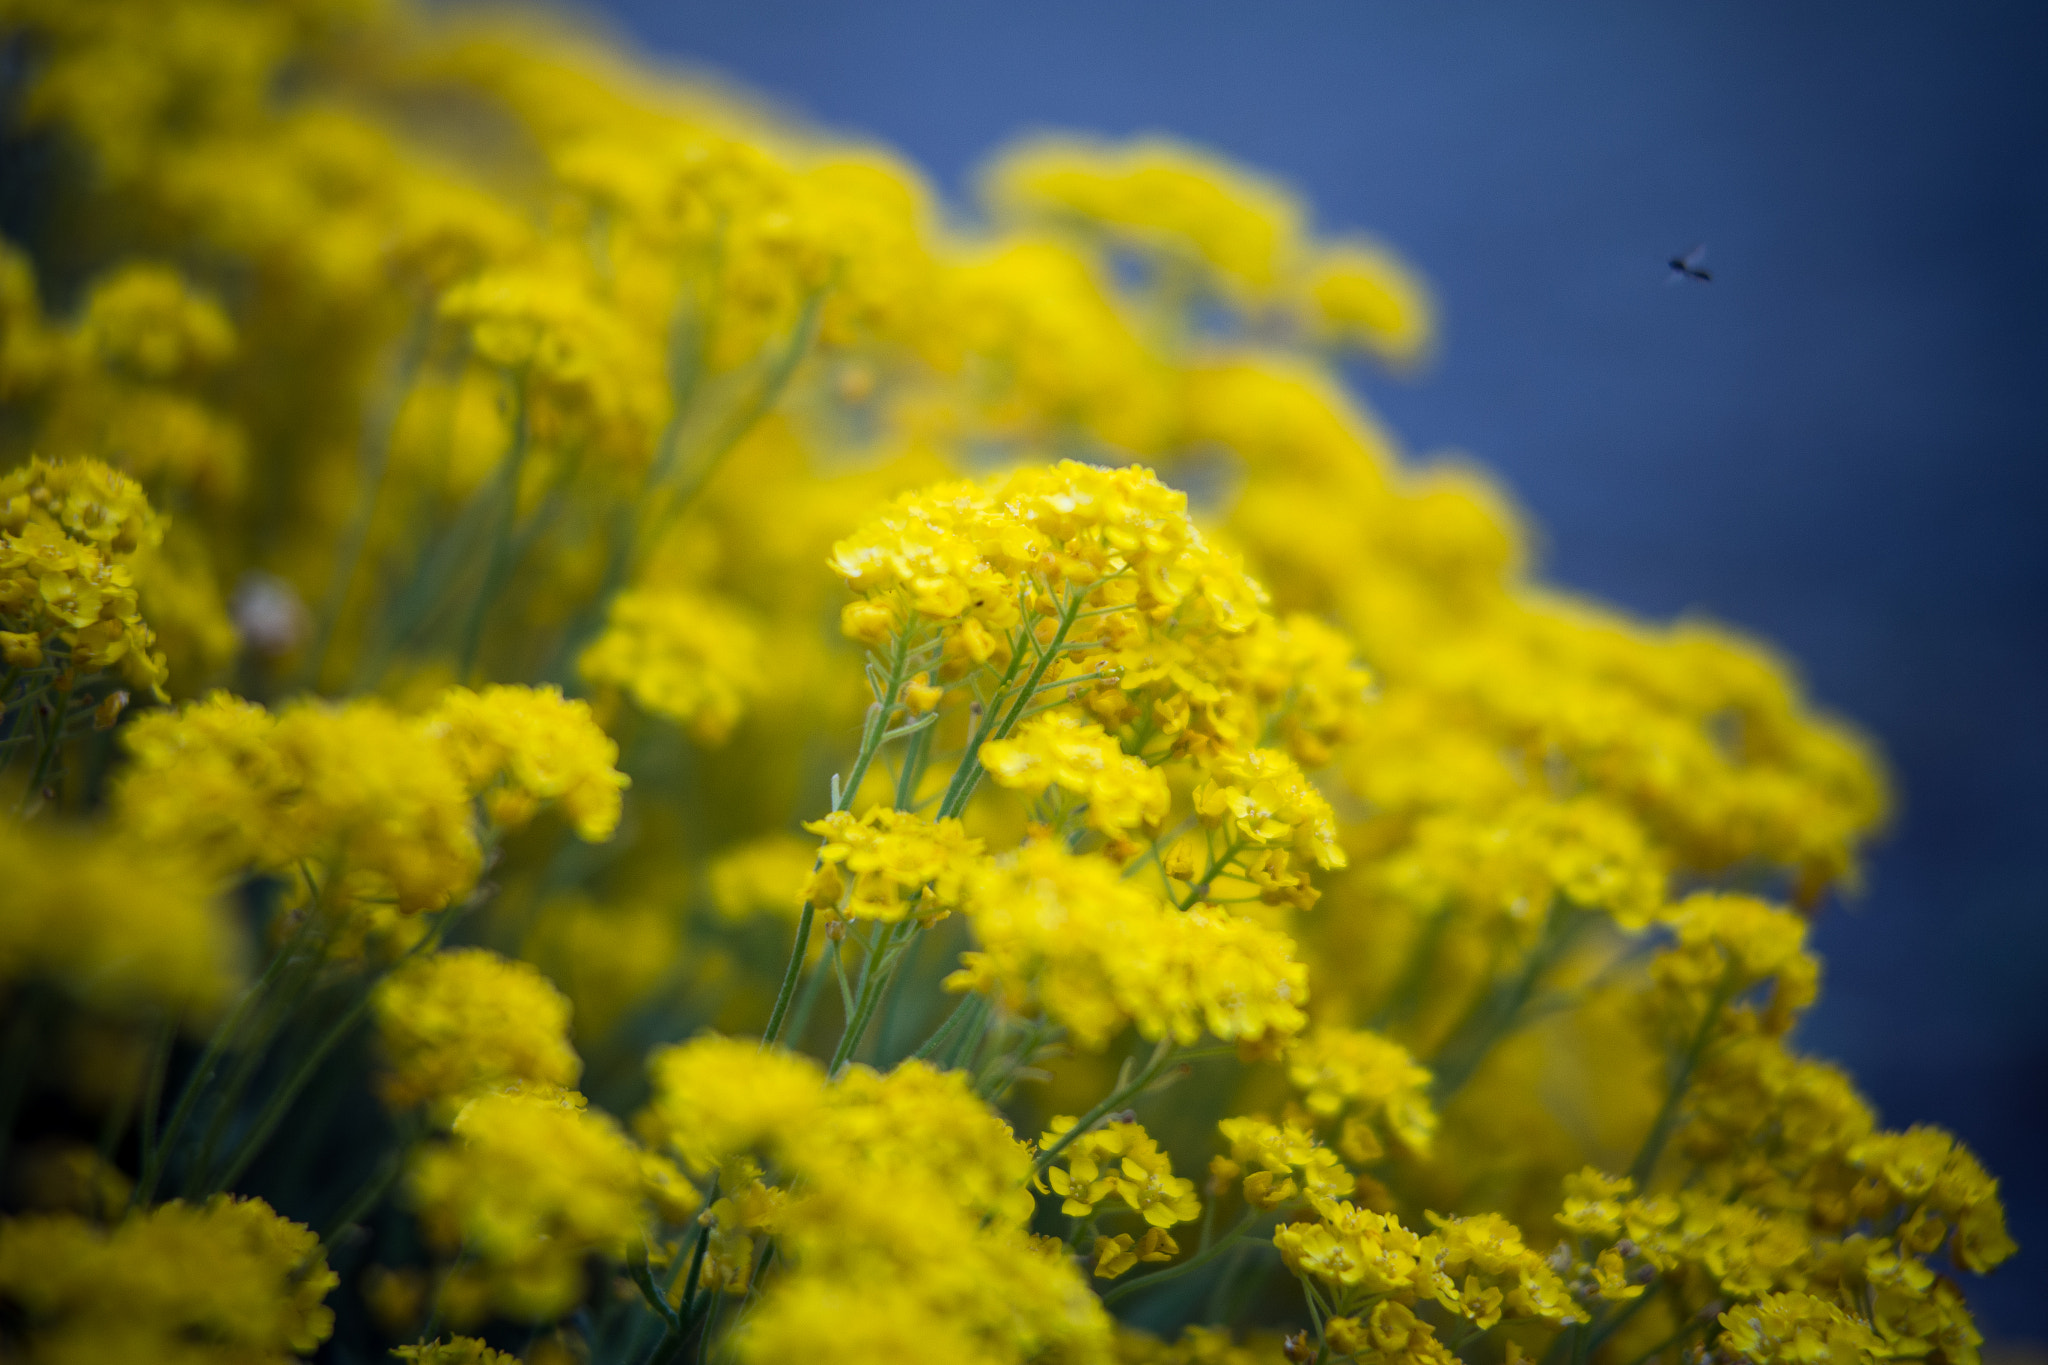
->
xmin=803 ymin=806 xmax=985 ymax=926
xmin=0 ymin=4 xmax=2009 ymax=1364
xmin=949 ymin=840 xmax=1309 ymax=1049
xmin=1042 ymin=1117 xmax=1201 ymax=1232
xmin=982 ymin=713 xmax=1171 ymax=837
xmin=0 ymin=455 xmax=168 ymax=693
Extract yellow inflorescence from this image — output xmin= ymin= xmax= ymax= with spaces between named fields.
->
xmin=371 ymin=948 xmax=583 ymax=1112
xmin=0 ymin=3 xmax=2013 ymax=1364
xmin=407 ymin=1088 xmax=655 ymax=1323
xmin=948 ymin=840 xmax=1309 ymax=1050
xmin=0 ymin=455 xmax=169 ymax=695
xmin=0 ymin=1196 xmax=337 ymax=1363
xmin=577 ymin=585 xmax=763 ymax=744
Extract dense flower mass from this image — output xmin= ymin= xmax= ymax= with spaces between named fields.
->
xmin=0 ymin=3 xmax=2011 ymax=1364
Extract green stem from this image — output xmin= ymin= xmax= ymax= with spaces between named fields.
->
xmin=894 ymin=713 xmax=935 ymax=811
xmin=780 ymin=949 xmax=832 ymax=1052
xmin=134 ymin=924 xmax=307 ymax=1209
xmin=936 ymin=592 xmax=1082 ymax=822
xmin=304 ymin=307 xmax=432 ymax=689
xmin=759 ymin=901 xmax=815 ymax=1052
xmin=1627 ymin=973 xmax=1735 ymax=1187
xmin=827 ymin=921 xmax=911 ymax=1076
xmin=762 ymin=628 xmax=913 ymax=1050
xmin=839 ymin=629 xmax=916 ymax=814
xmin=647 ymin=288 xmax=824 ymax=532
xmin=1176 ymin=838 xmax=1245 ymax=909
xmin=943 ymin=994 xmax=994 ymax=1071
xmin=186 ymin=941 xmax=325 ymax=1196
xmin=16 ymin=683 xmax=73 ymax=813
xmin=1100 ymin=1208 xmax=1262 ymax=1306
xmin=314 ymin=1129 xmax=412 ymax=1256
xmin=135 ymin=1016 xmax=175 ymax=1189
xmin=202 ymin=987 xmax=377 ymax=1197
xmin=455 ymin=378 xmax=532 ymax=680
xmin=1032 ymin=1037 xmax=1175 ymax=1177
xmin=910 ymin=992 xmax=982 ymax=1062
xmin=1429 ymin=904 xmax=1581 ymax=1102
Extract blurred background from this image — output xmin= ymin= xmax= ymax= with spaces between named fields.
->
xmin=583 ymin=0 xmax=2046 ymax=1331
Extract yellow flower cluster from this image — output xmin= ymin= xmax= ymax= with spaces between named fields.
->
xmin=981 ymin=713 xmax=1171 ymax=837
xmin=1192 ymin=747 xmax=1347 ymax=872
xmin=116 ymin=683 xmax=625 ymax=923
xmin=1042 ymin=1117 xmax=1202 ymax=1232
xmin=987 ymin=136 xmax=1304 ymax=302
xmin=1371 ymin=792 xmax=1666 ymax=933
xmin=395 ymin=1339 xmax=520 ymax=1365
xmin=0 ymin=814 xmax=242 ymax=1019
xmin=1216 ymin=1115 xmax=1356 ymax=1207
xmin=803 ymin=807 xmax=985 ymax=926
xmin=638 ymin=1038 xmax=1109 ymax=1365
xmin=0 ymin=1196 xmax=336 ymax=1363
xmin=0 ymin=455 xmax=168 ymax=693
xmin=949 ymin=840 xmax=1309 ymax=1049
xmin=423 ymin=683 xmax=629 ymax=841
xmin=371 ymin=948 xmax=582 ymax=1111
xmin=1300 ymin=241 xmax=1436 ymax=364
xmin=408 ymin=1087 xmax=670 ymax=1323
xmin=1284 ymin=1026 xmax=1437 ymax=1158
xmin=577 ymin=585 xmax=762 ymax=744
xmin=1277 ymin=1199 xmax=1585 ymax=1339
xmin=0 ymin=3 xmax=2013 ymax=1364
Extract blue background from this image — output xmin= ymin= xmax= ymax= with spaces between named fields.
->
xmin=584 ymin=0 xmax=2047 ymax=1329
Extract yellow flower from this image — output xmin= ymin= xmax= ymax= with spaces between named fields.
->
xmin=408 ymin=1088 xmax=654 ymax=1322
xmin=0 ymin=1196 xmax=336 ymax=1363
xmin=1718 ymin=1291 xmax=1885 ymax=1365
xmin=986 ymin=135 xmax=1305 ymax=302
xmin=1555 ymin=1168 xmax=1635 ymax=1239
xmin=802 ymin=806 xmax=985 ymax=926
xmin=706 ymin=833 xmax=816 ymax=924
xmin=1093 ymin=1232 xmax=1139 ymax=1279
xmin=638 ymin=1035 xmax=827 ymax=1174
xmin=949 ymin=840 xmax=1308 ymax=1050
xmin=1427 ymin=1211 xmax=1584 ymax=1325
xmin=980 ymin=712 xmax=1169 ymax=837
xmin=0 ymin=814 xmax=242 ymax=1020
xmin=395 ymin=1339 xmax=520 ymax=1365
xmin=1272 ymin=1199 xmax=1440 ymax=1298
xmin=1217 ymin=1116 xmax=1353 ymax=1205
xmin=1284 ymin=1027 xmax=1436 ymax=1156
xmin=0 ymin=455 xmax=168 ymax=695
xmin=1039 ymin=1118 xmax=1201 ymax=1228
xmin=371 ymin=947 xmax=582 ymax=1112
xmin=117 ymin=691 xmax=481 ymax=917
xmin=1297 ymin=240 xmax=1434 ymax=365
xmin=423 ymin=683 xmax=630 ymax=841
xmin=577 ymin=585 xmax=762 ymax=744
xmin=1192 ymin=747 xmax=1345 ymax=871
xmin=73 ymin=262 xmax=237 ymax=380
xmin=1588 ymin=1247 xmax=1643 ymax=1302
xmin=1651 ymin=892 xmax=1819 ymax=1033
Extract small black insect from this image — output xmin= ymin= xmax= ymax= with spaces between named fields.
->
xmin=1668 ymin=245 xmax=1712 ymax=283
